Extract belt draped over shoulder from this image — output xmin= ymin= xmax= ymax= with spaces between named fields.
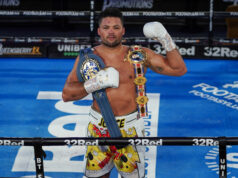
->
xmin=76 ymin=48 xmax=122 ymax=138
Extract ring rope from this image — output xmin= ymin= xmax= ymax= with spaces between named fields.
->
xmin=0 ymin=136 xmax=237 ymax=146
xmin=0 ymin=36 xmax=237 ymax=45
xmin=0 ymin=136 xmax=233 ymax=178
xmin=0 ymin=10 xmax=237 ymax=18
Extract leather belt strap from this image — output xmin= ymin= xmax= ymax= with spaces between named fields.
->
xmin=76 ymin=48 xmax=122 ymax=138
xmin=125 ymin=45 xmax=148 ymax=117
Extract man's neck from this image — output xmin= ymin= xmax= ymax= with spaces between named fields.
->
xmin=99 ymin=43 xmax=123 ymax=53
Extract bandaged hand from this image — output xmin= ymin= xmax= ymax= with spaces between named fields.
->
xmin=143 ymin=21 xmax=176 ymax=52
xmin=84 ymin=67 xmax=119 ymax=94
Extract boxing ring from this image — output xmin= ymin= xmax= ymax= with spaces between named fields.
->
xmin=0 ymin=57 xmax=238 ymax=178
xmin=0 ymin=136 xmax=238 ymax=178
xmin=0 ymin=0 xmax=238 ymax=177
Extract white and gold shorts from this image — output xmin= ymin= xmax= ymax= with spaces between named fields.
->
xmin=84 ymin=108 xmax=145 ymax=178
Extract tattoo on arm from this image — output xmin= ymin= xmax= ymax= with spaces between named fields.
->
xmin=157 ymin=66 xmax=163 ymax=72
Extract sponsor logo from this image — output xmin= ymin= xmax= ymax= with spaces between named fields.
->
xmin=55 ymin=11 xmax=85 ymax=16
xmin=122 ymin=11 xmax=140 ymax=16
xmin=0 ymin=140 xmax=24 ymax=146
xmin=57 ymin=44 xmax=91 ymax=57
xmin=153 ymin=44 xmax=195 ymax=56
xmin=0 ymin=45 xmax=42 ymax=55
xmin=189 ymin=83 xmax=238 ymax=110
xmin=184 ymin=38 xmax=200 ymax=43
xmin=14 ymin=38 xmax=25 ymax=42
xmin=63 ymin=38 xmax=79 ymax=43
xmin=178 ymin=46 xmax=195 ymax=56
xmin=129 ymin=138 xmax=163 ymax=146
xmin=142 ymin=12 xmax=172 ymax=16
xmin=0 ymin=0 xmax=20 ymax=6
xmin=50 ymin=38 xmax=62 ymax=43
xmin=64 ymin=139 xmax=99 ymax=146
xmin=27 ymin=38 xmax=43 ymax=43
xmin=204 ymin=46 xmax=238 ymax=58
xmin=57 ymin=44 xmax=91 ymax=52
xmin=223 ymin=0 xmax=238 ymax=3
xmin=102 ymin=0 xmax=153 ymax=10
xmin=192 ymin=138 xmax=218 ymax=146
xmin=205 ymin=146 xmax=238 ymax=177
xmin=22 ymin=11 xmax=52 ymax=16
xmin=35 ymin=157 xmax=44 ymax=172
xmin=175 ymin=12 xmax=205 ymax=16
xmin=153 ymin=44 xmax=238 ymax=59
xmin=223 ymin=81 xmax=238 ymax=89
xmin=0 ymin=10 xmax=20 ymax=15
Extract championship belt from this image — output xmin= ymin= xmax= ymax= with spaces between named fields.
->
xmin=125 ymin=45 xmax=148 ymax=117
xmin=76 ymin=48 xmax=122 ymax=138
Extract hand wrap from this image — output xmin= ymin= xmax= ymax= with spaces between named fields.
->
xmin=143 ymin=21 xmax=176 ymax=52
xmin=84 ymin=67 xmax=119 ymax=94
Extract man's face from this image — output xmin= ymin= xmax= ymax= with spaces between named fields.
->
xmin=98 ymin=17 xmax=125 ymax=48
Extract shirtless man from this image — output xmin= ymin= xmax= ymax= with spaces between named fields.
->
xmin=62 ymin=7 xmax=186 ymax=178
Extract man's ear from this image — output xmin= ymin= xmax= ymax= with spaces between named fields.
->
xmin=122 ymin=27 xmax=125 ymax=36
xmin=97 ymin=28 xmax=101 ymax=36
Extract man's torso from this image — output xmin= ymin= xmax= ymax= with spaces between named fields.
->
xmin=92 ymin=45 xmax=147 ymax=116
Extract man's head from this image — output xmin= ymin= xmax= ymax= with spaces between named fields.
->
xmin=98 ymin=7 xmax=124 ymax=27
xmin=97 ymin=8 xmax=125 ymax=48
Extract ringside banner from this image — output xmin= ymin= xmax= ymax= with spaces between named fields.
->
xmin=0 ymin=41 xmax=237 ymax=59
xmin=48 ymin=43 xmax=91 ymax=58
xmin=0 ymin=0 xmax=232 ymax=11
xmin=47 ymin=43 xmax=238 ymax=60
xmin=151 ymin=44 xmax=238 ymax=60
xmin=0 ymin=42 xmax=46 ymax=58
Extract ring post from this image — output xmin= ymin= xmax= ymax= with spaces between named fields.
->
xmin=33 ymin=138 xmax=46 ymax=178
xmin=90 ymin=0 xmax=96 ymax=46
xmin=219 ymin=137 xmax=227 ymax=178
xmin=209 ymin=0 xmax=214 ymax=46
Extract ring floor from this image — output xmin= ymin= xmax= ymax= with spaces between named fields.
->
xmin=0 ymin=57 xmax=238 ymax=178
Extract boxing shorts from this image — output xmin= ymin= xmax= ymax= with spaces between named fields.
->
xmin=84 ymin=108 xmax=145 ymax=178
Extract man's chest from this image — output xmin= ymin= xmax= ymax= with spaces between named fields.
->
xmin=105 ymin=59 xmax=135 ymax=84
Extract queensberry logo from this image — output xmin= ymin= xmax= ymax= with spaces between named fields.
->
xmin=0 ymin=44 xmax=42 ymax=56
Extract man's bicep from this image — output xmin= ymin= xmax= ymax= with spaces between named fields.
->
xmin=67 ymin=56 xmax=80 ymax=82
xmin=66 ymin=70 xmax=79 ymax=83
xmin=147 ymin=50 xmax=167 ymax=74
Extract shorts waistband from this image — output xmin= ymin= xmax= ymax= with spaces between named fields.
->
xmin=89 ymin=108 xmax=139 ymax=124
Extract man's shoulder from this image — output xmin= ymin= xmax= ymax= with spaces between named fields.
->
xmin=140 ymin=46 xmax=151 ymax=52
xmin=92 ymin=44 xmax=104 ymax=50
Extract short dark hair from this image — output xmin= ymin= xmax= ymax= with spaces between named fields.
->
xmin=98 ymin=7 xmax=124 ymax=26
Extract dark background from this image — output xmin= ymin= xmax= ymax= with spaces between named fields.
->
xmin=0 ymin=0 xmax=236 ymax=39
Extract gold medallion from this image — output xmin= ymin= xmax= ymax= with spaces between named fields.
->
xmin=134 ymin=76 xmax=147 ymax=85
xmin=136 ymin=96 xmax=149 ymax=105
xmin=80 ymin=58 xmax=100 ymax=81
xmin=125 ymin=45 xmax=147 ymax=64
